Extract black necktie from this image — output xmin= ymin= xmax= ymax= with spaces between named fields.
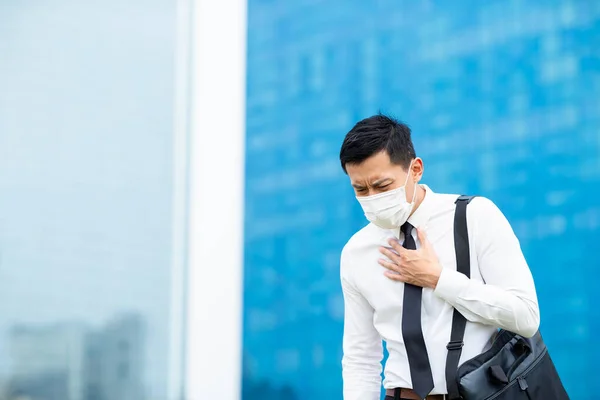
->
xmin=401 ymin=222 xmax=434 ymax=399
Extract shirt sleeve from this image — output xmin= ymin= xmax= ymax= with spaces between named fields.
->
xmin=433 ymin=197 xmax=540 ymax=338
xmin=341 ymin=252 xmax=383 ymax=400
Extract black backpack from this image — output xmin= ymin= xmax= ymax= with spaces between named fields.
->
xmin=445 ymin=195 xmax=570 ymax=400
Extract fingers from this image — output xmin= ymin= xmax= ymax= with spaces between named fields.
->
xmin=379 ymin=246 xmax=401 ymax=265
xmin=387 ymin=238 xmax=408 ymax=255
xmin=378 ymin=257 xmax=400 ymax=273
xmin=384 ymin=271 xmax=407 ymax=282
xmin=378 ymin=253 xmax=407 ymax=282
xmin=416 ymin=227 xmax=428 ymax=246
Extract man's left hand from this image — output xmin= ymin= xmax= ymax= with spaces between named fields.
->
xmin=378 ymin=227 xmax=442 ymax=289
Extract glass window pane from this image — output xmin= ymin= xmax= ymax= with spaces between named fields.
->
xmin=0 ymin=2 xmax=186 ymax=400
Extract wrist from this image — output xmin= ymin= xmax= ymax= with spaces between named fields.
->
xmin=427 ymin=265 xmax=442 ymax=289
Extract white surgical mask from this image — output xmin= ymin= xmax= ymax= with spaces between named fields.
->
xmin=356 ymin=164 xmax=417 ymax=229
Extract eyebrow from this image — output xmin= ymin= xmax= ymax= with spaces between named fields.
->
xmin=351 ymin=178 xmax=393 ymax=189
xmin=372 ymin=178 xmax=393 ymax=186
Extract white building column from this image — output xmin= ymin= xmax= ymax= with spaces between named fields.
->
xmin=185 ymin=0 xmax=247 ymax=399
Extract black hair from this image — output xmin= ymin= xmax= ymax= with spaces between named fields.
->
xmin=339 ymin=114 xmax=416 ymax=173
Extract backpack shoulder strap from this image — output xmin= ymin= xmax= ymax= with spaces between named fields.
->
xmin=446 ymin=195 xmax=476 ymax=400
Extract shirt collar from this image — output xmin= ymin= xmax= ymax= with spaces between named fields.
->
xmin=407 ymin=184 xmax=434 ymax=229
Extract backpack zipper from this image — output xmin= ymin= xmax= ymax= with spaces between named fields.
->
xmin=518 ymin=376 xmax=534 ymax=400
xmin=484 ymin=347 xmax=547 ymax=400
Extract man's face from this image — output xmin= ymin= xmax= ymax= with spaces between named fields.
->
xmin=345 ymin=151 xmax=422 ymax=199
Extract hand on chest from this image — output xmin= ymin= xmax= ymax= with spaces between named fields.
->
xmin=355 ymin=230 xmax=457 ymax=309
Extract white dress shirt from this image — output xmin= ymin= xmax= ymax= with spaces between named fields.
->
xmin=340 ymin=185 xmax=540 ymax=400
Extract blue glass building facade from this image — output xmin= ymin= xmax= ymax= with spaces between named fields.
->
xmin=243 ymin=1 xmax=600 ymax=399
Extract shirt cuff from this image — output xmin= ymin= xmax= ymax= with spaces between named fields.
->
xmin=433 ymin=268 xmax=470 ymax=303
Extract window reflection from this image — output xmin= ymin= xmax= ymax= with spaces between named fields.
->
xmin=8 ymin=314 xmax=145 ymax=400
xmin=0 ymin=1 xmax=186 ymax=399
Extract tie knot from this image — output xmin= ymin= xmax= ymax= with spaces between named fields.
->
xmin=401 ymin=221 xmax=414 ymax=236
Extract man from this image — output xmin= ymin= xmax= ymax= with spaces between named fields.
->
xmin=339 ymin=114 xmax=540 ymax=400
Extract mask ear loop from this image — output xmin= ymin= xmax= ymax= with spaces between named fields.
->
xmin=407 ymin=160 xmax=418 ymax=205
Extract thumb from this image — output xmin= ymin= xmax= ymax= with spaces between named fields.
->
xmin=416 ymin=226 xmax=429 ymax=248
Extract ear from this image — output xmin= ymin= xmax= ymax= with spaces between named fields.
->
xmin=411 ymin=157 xmax=424 ymax=182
